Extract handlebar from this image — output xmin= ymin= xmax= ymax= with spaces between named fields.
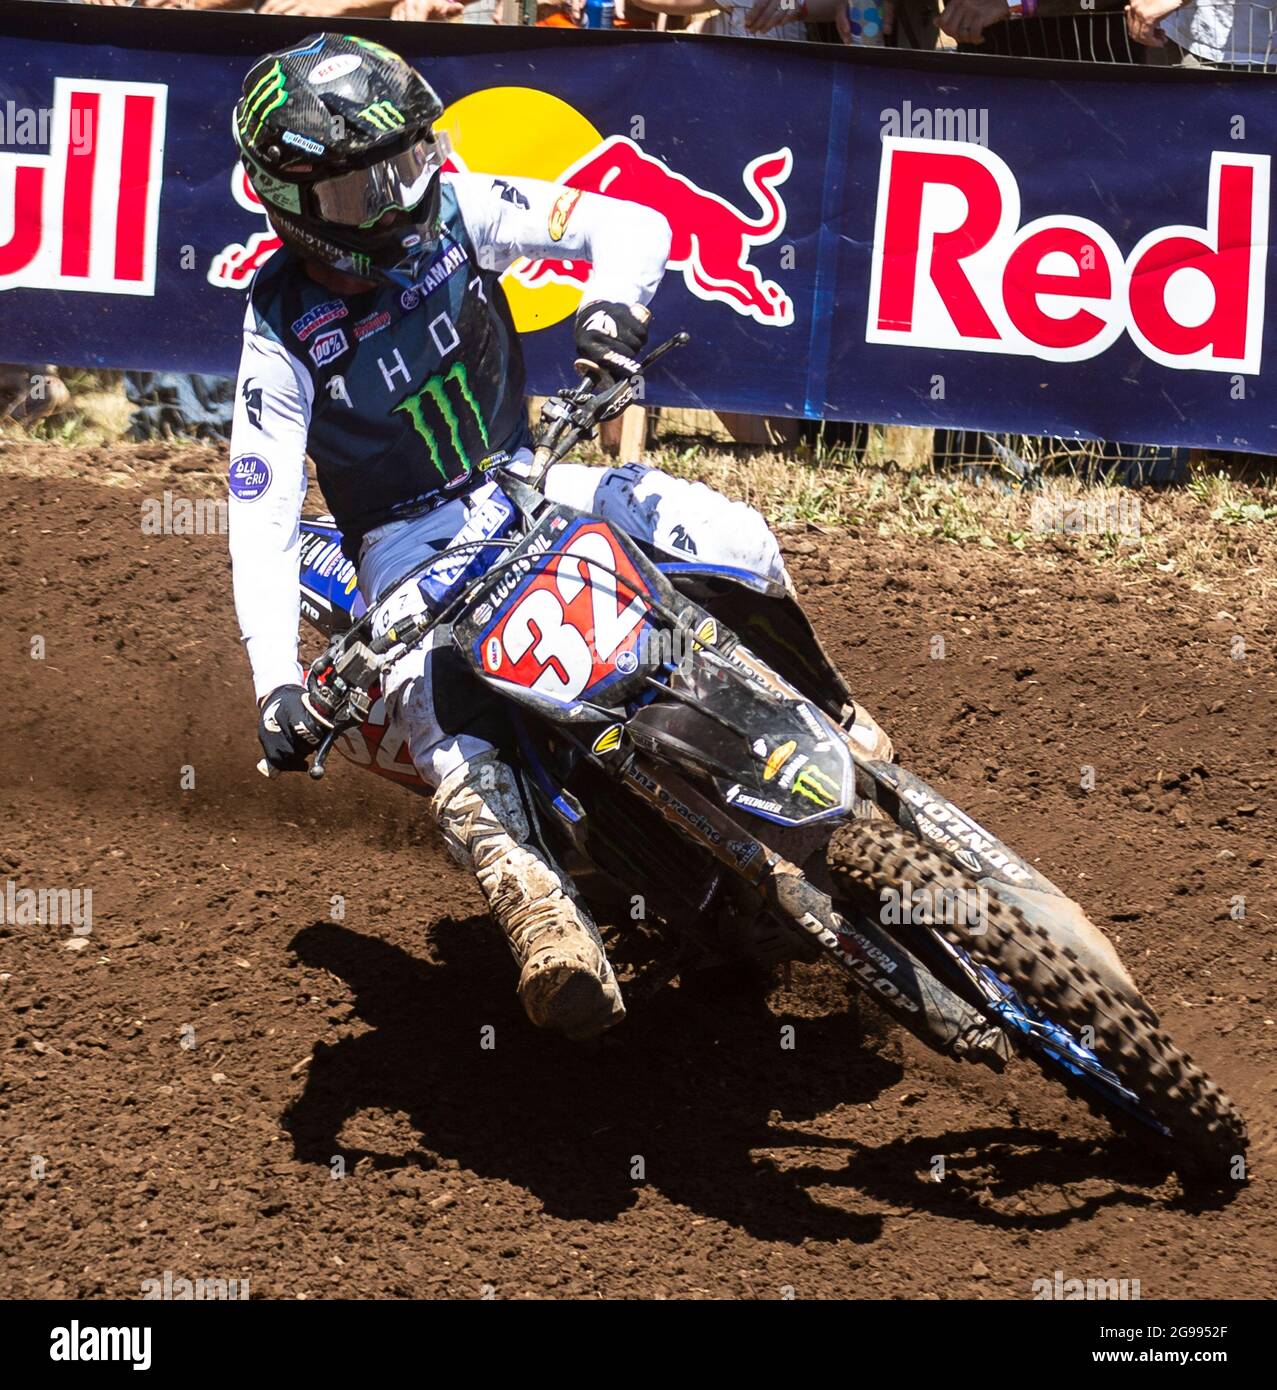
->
xmin=524 ymin=330 xmax=690 ymax=487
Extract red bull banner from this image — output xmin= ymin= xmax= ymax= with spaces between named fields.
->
xmin=1 ymin=1 xmax=1274 ymax=454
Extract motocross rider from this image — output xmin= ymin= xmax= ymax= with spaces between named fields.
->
xmin=228 ymin=33 xmax=794 ymax=1041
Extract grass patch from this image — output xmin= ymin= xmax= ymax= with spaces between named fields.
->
xmin=5 ymin=400 xmax=1276 ymax=593
xmin=635 ymin=434 xmax=1277 ymax=591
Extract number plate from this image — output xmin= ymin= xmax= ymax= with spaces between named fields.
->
xmin=472 ymin=517 xmax=657 ymax=706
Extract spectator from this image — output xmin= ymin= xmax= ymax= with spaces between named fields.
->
xmin=1128 ymin=0 xmax=1276 ymax=67
xmin=750 ymin=0 xmax=898 ymax=41
xmin=78 ymin=1 xmax=258 ymax=8
xmin=931 ymin=2 xmax=1274 ymax=69
xmin=78 ymin=0 xmax=479 ymax=15
xmin=537 ymin=1 xmax=582 ymax=23
xmin=636 ymin=0 xmax=808 ymax=41
xmin=257 ymin=0 xmax=479 ymax=17
xmin=727 ymin=0 xmax=948 ymax=49
xmin=886 ymin=0 xmax=941 ymax=46
xmin=704 ymin=0 xmax=951 ymax=51
xmin=935 ymin=0 xmax=1020 ymax=44
xmin=935 ymin=0 xmax=1133 ymax=60
xmin=0 ymin=367 xmax=69 ymax=426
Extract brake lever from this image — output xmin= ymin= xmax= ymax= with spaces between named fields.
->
xmin=638 ymin=329 xmax=691 ymax=374
xmin=254 ymin=726 xmax=341 ymax=780
xmin=528 ymin=330 xmax=691 ymax=483
xmin=585 ymin=331 xmax=691 ymax=423
xmin=254 ymin=612 xmax=432 ymax=783
xmin=309 ymin=726 xmax=341 ymax=780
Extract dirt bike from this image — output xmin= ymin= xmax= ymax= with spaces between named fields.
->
xmin=279 ymin=332 xmax=1246 ymax=1185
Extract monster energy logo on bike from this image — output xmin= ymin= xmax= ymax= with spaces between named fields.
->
xmin=394 ymin=363 xmax=489 ymax=485
xmin=792 ymin=764 xmax=841 ymax=809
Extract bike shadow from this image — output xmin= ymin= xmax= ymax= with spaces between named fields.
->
xmin=283 ymin=919 xmax=1193 ymax=1243
xmin=769 ymin=1123 xmax=1176 ymax=1228
xmin=284 ymin=917 xmax=902 ymax=1243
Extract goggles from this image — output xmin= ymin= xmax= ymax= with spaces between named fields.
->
xmin=312 ymin=131 xmax=451 ymax=229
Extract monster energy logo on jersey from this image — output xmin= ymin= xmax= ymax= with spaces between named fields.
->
xmin=239 ymin=61 xmax=288 ymax=144
xmin=394 ymin=363 xmax=488 ymax=485
xmin=357 ymin=101 xmax=405 ymax=132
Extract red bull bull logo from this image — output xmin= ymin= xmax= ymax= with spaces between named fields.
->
xmin=512 ymin=136 xmax=794 ymax=328
xmin=868 ymin=138 xmax=1269 ymax=374
xmin=0 ymin=77 xmax=167 ymax=295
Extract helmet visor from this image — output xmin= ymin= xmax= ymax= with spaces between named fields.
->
xmin=312 ymin=132 xmax=451 ymax=229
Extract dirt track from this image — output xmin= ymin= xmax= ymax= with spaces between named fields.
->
xmin=1 ymin=441 xmax=1274 ymax=1300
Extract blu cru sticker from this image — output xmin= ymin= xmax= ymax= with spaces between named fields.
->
xmin=229 ymin=454 xmax=272 ymax=500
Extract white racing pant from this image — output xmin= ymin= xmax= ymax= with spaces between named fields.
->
xmin=358 ymin=459 xmax=787 ymax=788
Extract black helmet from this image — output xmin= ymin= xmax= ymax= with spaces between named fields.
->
xmin=233 ymin=33 xmax=447 ymax=286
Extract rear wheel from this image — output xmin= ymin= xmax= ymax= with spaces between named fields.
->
xmin=827 ymin=821 xmax=1248 ymax=1184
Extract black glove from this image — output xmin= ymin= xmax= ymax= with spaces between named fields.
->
xmin=257 ymin=683 xmax=331 ymax=774
xmin=574 ymin=300 xmax=650 ymax=387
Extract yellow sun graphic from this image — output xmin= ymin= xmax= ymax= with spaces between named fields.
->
xmin=437 ymin=86 xmax=602 ymax=334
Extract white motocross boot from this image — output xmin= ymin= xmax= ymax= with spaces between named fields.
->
xmin=431 ymin=754 xmax=626 ymax=1040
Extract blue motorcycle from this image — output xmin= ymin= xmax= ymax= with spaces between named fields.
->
xmin=287 ymin=334 xmax=1247 ymax=1187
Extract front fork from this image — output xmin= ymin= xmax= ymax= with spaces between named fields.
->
xmin=617 ymin=755 xmax=1000 ymax=1063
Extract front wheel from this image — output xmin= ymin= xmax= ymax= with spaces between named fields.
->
xmin=827 ymin=821 xmax=1248 ymax=1185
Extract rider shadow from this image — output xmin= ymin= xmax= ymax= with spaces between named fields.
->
xmin=284 ymin=918 xmax=904 ymax=1243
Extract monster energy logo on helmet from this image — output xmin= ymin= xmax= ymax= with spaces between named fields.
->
xmin=345 ymin=34 xmax=400 ymax=61
xmin=394 ymin=364 xmax=489 ymax=486
xmin=231 ymin=32 xmax=446 ymax=285
xmin=357 ymin=101 xmax=406 ymax=133
xmin=238 ymin=60 xmax=288 ymax=144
